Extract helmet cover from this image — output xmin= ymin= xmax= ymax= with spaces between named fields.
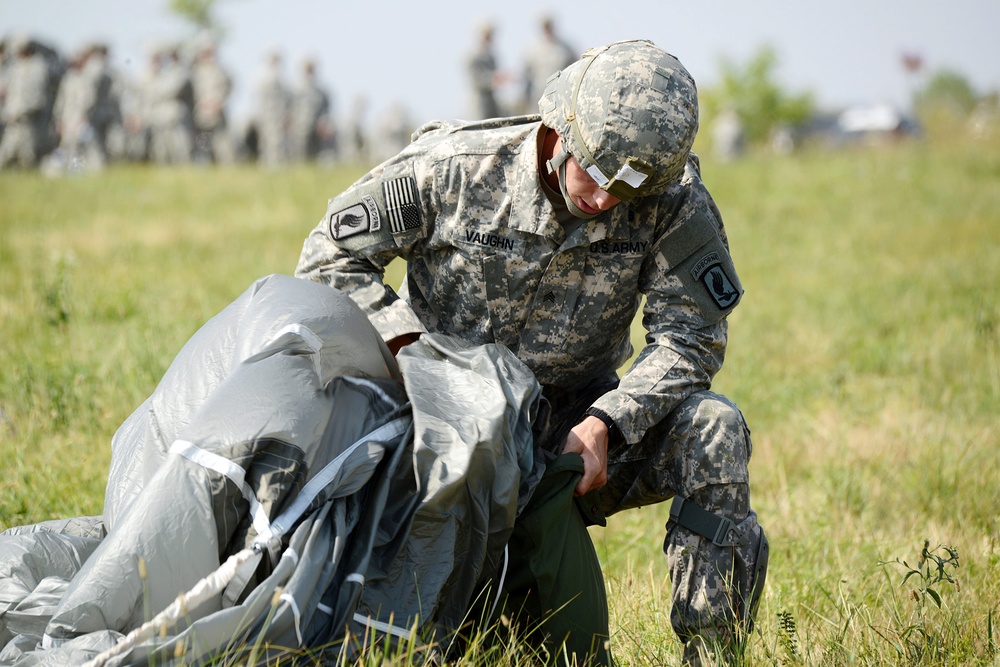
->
xmin=539 ymin=39 xmax=699 ymax=201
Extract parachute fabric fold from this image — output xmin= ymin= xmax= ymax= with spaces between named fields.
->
xmin=1 ymin=273 xmax=542 ymax=666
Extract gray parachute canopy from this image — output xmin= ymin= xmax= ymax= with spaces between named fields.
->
xmin=0 ymin=274 xmax=542 ymax=666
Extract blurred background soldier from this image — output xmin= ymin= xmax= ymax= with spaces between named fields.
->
xmin=49 ymin=41 xmax=124 ymax=171
xmin=288 ymin=57 xmax=334 ymax=163
xmin=370 ymin=99 xmax=412 ymax=164
xmin=0 ymin=37 xmax=7 ymax=146
xmin=342 ymin=93 xmax=369 ymax=164
xmin=119 ymin=66 xmax=150 ymax=162
xmin=0 ymin=38 xmax=8 ymax=144
xmin=465 ymin=21 xmax=508 ymax=119
xmin=711 ymin=107 xmax=746 ymax=162
xmin=0 ymin=36 xmax=54 ymax=168
xmin=191 ymin=39 xmax=234 ymax=164
xmin=145 ymin=44 xmax=194 ymax=164
xmin=51 ymin=46 xmax=92 ymax=170
xmin=519 ymin=14 xmax=576 ymax=115
xmin=254 ymin=49 xmax=290 ymax=166
xmin=82 ymin=43 xmax=121 ymax=166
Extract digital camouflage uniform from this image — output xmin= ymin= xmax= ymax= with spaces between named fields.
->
xmin=0 ymin=40 xmax=51 ymax=169
xmin=191 ymin=45 xmax=234 ymax=164
xmin=53 ymin=54 xmax=92 ymax=166
xmin=87 ymin=48 xmax=122 ymax=164
xmin=288 ymin=60 xmax=332 ymax=163
xmin=52 ymin=45 xmax=121 ymax=170
xmin=145 ymin=48 xmax=194 ymax=165
xmin=296 ymin=40 xmax=767 ymax=662
xmin=255 ymin=52 xmax=290 ymax=166
xmin=466 ymin=23 xmax=502 ymax=120
xmin=520 ymin=17 xmax=576 ymax=115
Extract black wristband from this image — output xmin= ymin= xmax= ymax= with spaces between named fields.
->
xmin=583 ymin=407 xmax=622 ymax=444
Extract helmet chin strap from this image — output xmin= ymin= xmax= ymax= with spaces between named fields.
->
xmin=546 ymin=146 xmax=601 ymax=220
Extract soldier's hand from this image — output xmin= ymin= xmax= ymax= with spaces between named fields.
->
xmin=562 ymin=415 xmax=609 ymax=496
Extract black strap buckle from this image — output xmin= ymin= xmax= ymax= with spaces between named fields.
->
xmin=669 ymin=495 xmax=741 ymax=547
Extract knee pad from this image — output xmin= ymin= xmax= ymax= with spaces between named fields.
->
xmin=671 ymin=393 xmax=752 ymax=492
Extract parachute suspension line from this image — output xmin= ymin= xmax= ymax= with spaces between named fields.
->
xmin=351 ymin=612 xmax=415 ymax=640
xmin=81 ymin=547 xmax=258 ymax=667
xmin=488 ymin=545 xmax=510 ymax=623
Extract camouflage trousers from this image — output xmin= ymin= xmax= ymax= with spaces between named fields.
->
xmin=150 ymin=122 xmax=193 ymax=165
xmin=535 ymin=375 xmax=767 ymax=645
xmin=0 ymin=111 xmax=48 ymax=168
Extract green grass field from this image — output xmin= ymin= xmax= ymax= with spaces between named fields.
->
xmin=2 ymin=127 xmax=999 ymax=665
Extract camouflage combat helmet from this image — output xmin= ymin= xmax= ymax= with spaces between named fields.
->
xmin=539 ymin=39 xmax=698 ymax=209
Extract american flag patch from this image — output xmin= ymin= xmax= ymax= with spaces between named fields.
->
xmin=383 ymin=177 xmax=420 ymax=234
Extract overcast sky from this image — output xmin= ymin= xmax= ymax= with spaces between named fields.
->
xmin=2 ymin=0 xmax=998 ymax=129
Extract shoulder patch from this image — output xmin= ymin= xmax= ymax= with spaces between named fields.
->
xmin=691 ymin=252 xmax=741 ymax=310
xmin=328 ymin=194 xmax=380 ymax=240
xmin=383 ymin=177 xmax=421 ymax=235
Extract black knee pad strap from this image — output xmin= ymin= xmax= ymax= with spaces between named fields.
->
xmin=668 ymin=495 xmax=745 ymax=547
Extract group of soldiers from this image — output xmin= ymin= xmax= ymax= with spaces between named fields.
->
xmin=0 ymin=34 xmax=374 ymax=173
xmin=3 ymin=16 xmax=582 ymax=174
xmin=465 ymin=15 xmax=578 ymax=121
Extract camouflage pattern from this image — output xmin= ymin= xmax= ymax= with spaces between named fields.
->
xmin=0 ymin=41 xmax=51 ymax=168
xmin=295 ymin=41 xmax=764 ymax=649
xmin=297 ymin=117 xmax=740 ymax=442
xmin=538 ymin=39 xmax=699 ymax=202
xmin=255 ymin=51 xmax=291 ymax=166
xmin=191 ymin=43 xmax=234 ymax=164
xmin=81 ymin=45 xmax=122 ymax=165
xmin=466 ymin=23 xmax=502 ymax=119
xmin=520 ymin=15 xmax=576 ymax=114
xmin=52 ymin=51 xmax=92 ymax=164
xmin=143 ymin=47 xmax=194 ymax=165
xmin=533 ymin=375 xmax=764 ymax=650
xmin=52 ymin=44 xmax=122 ymax=169
xmin=288 ymin=59 xmax=332 ymax=162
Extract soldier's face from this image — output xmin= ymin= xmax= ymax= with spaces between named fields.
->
xmin=563 ymin=154 xmax=622 ymax=216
